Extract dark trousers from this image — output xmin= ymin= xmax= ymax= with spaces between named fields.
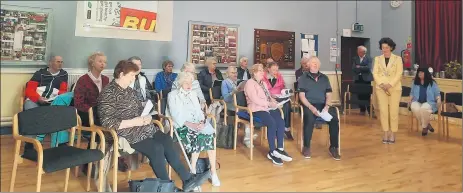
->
xmin=253 ymin=110 xmax=285 ymax=151
xmin=276 ymin=98 xmax=291 ymax=128
xmin=131 ymin=131 xmax=191 ymax=181
xmin=355 ymin=76 xmax=372 ymax=113
xmin=302 ymin=104 xmax=339 ymax=148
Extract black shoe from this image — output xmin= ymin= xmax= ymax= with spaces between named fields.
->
xmin=329 ymin=147 xmax=341 ymax=161
xmin=427 ymin=124 xmax=435 ymax=133
xmin=382 ymin=139 xmax=389 ymax=144
xmin=422 ymin=130 xmax=428 ymax=136
xmin=182 ymin=171 xmax=210 ymax=192
xmin=267 ymin=151 xmax=283 ymax=165
xmin=274 ymin=149 xmax=293 ymax=162
xmin=284 ymin=131 xmax=294 ymax=140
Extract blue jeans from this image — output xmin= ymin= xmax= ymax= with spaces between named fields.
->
xmin=253 ymin=110 xmax=285 ymax=151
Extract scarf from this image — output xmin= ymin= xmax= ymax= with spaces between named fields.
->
xmin=164 ymin=72 xmax=174 ymax=88
xmin=255 ymin=78 xmax=271 ymax=102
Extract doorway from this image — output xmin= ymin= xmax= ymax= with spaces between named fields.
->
xmin=340 ymin=36 xmax=370 ymax=111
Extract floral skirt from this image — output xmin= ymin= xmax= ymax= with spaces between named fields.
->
xmin=176 ymin=126 xmax=215 ymax=153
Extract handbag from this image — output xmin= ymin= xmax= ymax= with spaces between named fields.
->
xmin=216 ymin=121 xmax=234 ymax=149
xmin=128 ymin=178 xmax=176 ymax=192
xmin=195 ymin=157 xmax=221 ymax=174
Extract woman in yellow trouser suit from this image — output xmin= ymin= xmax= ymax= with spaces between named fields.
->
xmin=372 ymin=37 xmax=403 ymax=144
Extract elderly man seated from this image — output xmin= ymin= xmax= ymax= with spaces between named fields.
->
xmin=22 ymin=55 xmax=68 ymax=159
xmin=297 ymin=56 xmax=340 ymax=161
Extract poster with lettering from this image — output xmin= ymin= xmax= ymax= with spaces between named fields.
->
xmin=83 ymin=1 xmax=158 ymax=32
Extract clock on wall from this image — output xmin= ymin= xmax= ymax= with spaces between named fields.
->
xmin=390 ymin=1 xmax=403 ymax=8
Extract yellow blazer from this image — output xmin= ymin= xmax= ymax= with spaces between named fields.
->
xmin=372 ymin=53 xmax=404 ymax=91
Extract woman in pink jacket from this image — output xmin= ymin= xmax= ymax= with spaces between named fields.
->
xmin=262 ymin=62 xmax=293 ymax=140
xmin=244 ymin=63 xmax=292 ymax=166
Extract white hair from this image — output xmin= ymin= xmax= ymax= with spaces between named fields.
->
xmin=177 ymin=72 xmax=194 ymax=86
xmin=181 ymin=62 xmax=195 ymax=72
xmin=357 ymin=45 xmax=367 ymax=53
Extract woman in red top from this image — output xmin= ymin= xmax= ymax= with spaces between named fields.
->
xmin=262 ymin=62 xmax=293 ymax=140
xmin=74 ymin=52 xmax=109 ymax=127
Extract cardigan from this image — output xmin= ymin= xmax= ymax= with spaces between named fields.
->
xmin=263 ymin=72 xmax=286 ymax=95
xmin=154 ymin=71 xmax=178 ymax=92
xmin=244 ymin=78 xmax=271 ymax=112
xmin=74 ymin=73 xmax=109 ymax=112
xmin=221 ymin=78 xmax=237 ymax=111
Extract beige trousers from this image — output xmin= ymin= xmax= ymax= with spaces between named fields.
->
xmin=410 ymin=102 xmax=433 ymax=128
xmin=376 ymin=89 xmax=401 ymax=132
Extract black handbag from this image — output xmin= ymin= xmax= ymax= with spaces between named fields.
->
xmin=128 ymin=178 xmax=176 ymax=192
xmin=195 ymin=157 xmax=221 ymax=174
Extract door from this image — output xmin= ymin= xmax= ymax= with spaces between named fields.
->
xmin=340 ymin=37 xmax=370 ymax=111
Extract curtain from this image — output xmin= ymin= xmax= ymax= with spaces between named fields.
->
xmin=415 ymin=0 xmax=462 ymax=71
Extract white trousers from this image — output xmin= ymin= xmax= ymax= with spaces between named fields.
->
xmin=410 ymin=102 xmax=433 ymax=128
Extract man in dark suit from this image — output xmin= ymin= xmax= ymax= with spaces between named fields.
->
xmin=352 ymin=45 xmax=374 ymax=116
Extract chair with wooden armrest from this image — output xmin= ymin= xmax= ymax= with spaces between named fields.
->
xmin=343 ymin=84 xmax=374 ymax=118
xmin=232 ymin=91 xmax=284 ymax=160
xmin=440 ymin=92 xmax=462 ymax=139
xmin=409 ymin=89 xmax=444 ymax=135
xmin=19 ymin=84 xmax=26 ymax=112
xmin=297 ymin=103 xmax=341 ymax=155
xmin=209 ymin=86 xmax=228 ymax=124
xmin=10 ymin=106 xmax=106 ymax=192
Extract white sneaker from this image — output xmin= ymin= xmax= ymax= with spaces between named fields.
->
xmin=210 ymin=173 xmax=221 ymax=186
xmin=243 ymin=139 xmax=254 ymax=148
xmin=193 ymin=186 xmax=201 ymax=192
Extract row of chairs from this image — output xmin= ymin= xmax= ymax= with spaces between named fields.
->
xmin=341 ymin=83 xmax=462 ymax=137
xmin=12 ymin=86 xmax=217 ymax=192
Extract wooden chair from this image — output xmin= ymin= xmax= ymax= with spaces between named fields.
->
xmin=19 ymin=84 xmax=26 ymax=112
xmin=10 ymin=106 xmax=106 ymax=192
xmin=75 ymin=107 xmax=170 ymax=192
xmin=209 ymin=86 xmax=228 ymax=124
xmin=232 ymin=91 xmax=284 ymax=160
xmin=409 ymin=90 xmax=445 ymax=135
xmin=440 ymin=92 xmax=462 ymax=139
xmin=343 ymin=84 xmax=374 ymax=118
xmin=297 ymin=104 xmax=341 ymax=155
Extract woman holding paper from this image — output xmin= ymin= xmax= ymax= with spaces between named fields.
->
xmin=263 ymin=62 xmax=293 ymax=140
xmin=168 ymin=72 xmax=220 ymax=186
xmin=244 ymin=64 xmax=292 ymax=166
xmin=98 ymin=60 xmax=210 ymax=191
xmin=372 ymin=37 xmax=403 ymax=144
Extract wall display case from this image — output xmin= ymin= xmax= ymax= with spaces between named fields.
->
xmin=254 ymin=29 xmax=295 ymax=69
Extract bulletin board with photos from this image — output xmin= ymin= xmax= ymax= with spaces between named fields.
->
xmin=0 ymin=5 xmax=52 ymax=66
xmin=187 ymin=21 xmax=239 ymax=67
xmin=254 ymin=29 xmax=295 ymax=69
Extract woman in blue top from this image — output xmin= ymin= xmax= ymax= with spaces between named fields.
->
xmin=221 ymin=66 xmax=255 ymax=148
xmin=154 ymin=60 xmax=178 ymax=92
xmin=410 ymin=67 xmax=441 ymax=136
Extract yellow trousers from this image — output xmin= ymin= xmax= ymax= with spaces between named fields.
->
xmin=376 ymin=88 xmax=401 ymax=132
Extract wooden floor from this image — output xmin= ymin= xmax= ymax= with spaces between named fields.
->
xmin=1 ymin=113 xmax=462 ymax=192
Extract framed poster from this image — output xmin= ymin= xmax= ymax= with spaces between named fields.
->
xmin=83 ymin=1 xmax=158 ymax=32
xmin=1 ymin=4 xmax=53 ymax=66
xmin=187 ymin=21 xmax=239 ymax=68
xmin=75 ymin=1 xmax=173 ymax=41
xmin=254 ymin=29 xmax=295 ymax=69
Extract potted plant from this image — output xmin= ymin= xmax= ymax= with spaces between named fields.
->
xmin=444 ymin=60 xmax=462 ymax=79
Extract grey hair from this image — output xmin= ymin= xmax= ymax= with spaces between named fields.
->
xmin=177 ymin=72 xmax=195 ymax=86
xmin=239 ymin=57 xmax=248 ymax=63
xmin=48 ymin=55 xmax=58 ymax=63
xmin=226 ymin=66 xmax=237 ymax=75
xmin=357 ymin=45 xmax=367 ymax=53
xmin=128 ymin=56 xmax=142 ymax=63
xmin=307 ymin=56 xmax=321 ymax=66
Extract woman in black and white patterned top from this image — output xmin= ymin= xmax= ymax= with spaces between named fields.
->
xmin=97 ymin=60 xmax=209 ymax=192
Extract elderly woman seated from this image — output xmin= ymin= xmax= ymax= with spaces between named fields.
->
xmin=198 ymin=57 xmax=224 ymax=105
xmin=97 ymin=60 xmax=209 ymax=192
xmin=168 ymin=72 xmax=221 ymax=186
xmin=154 ymin=60 xmax=178 ymax=92
xmin=221 ymin=66 xmax=255 ymax=148
xmin=244 ymin=63 xmax=292 ymax=166
xmin=263 ymin=62 xmax=293 ymax=140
